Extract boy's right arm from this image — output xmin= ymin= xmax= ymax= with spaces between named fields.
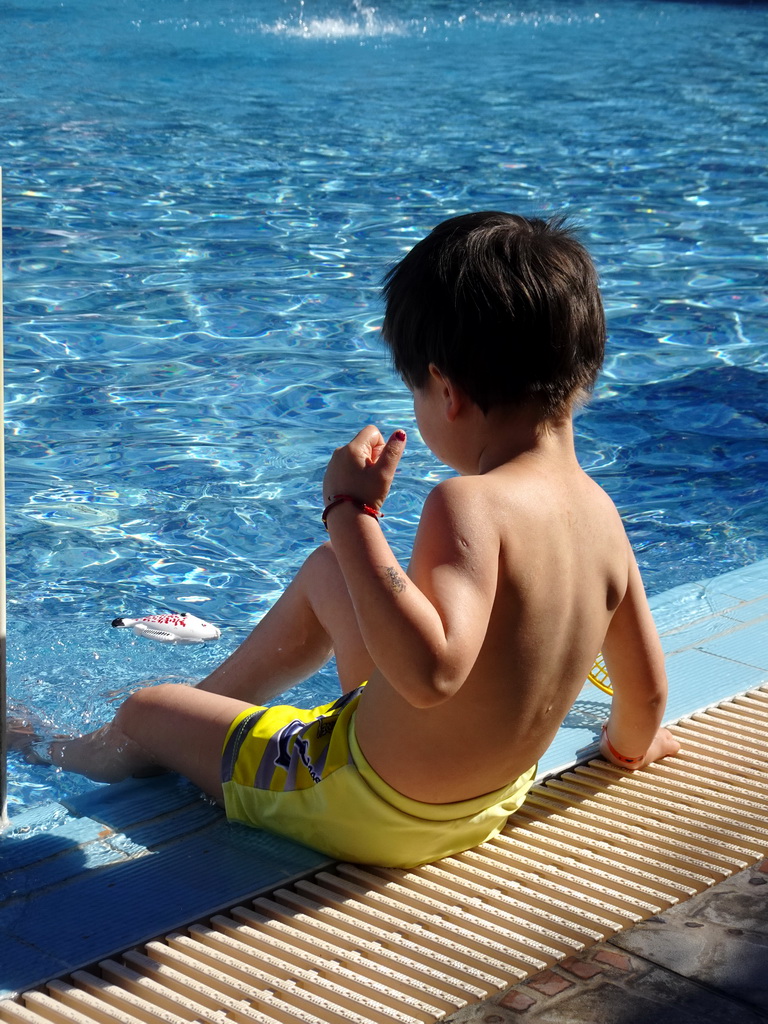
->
xmin=600 ymin=540 xmax=680 ymax=769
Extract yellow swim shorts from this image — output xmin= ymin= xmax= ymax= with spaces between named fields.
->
xmin=221 ymin=685 xmax=536 ymax=868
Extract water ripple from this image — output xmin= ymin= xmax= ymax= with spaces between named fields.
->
xmin=2 ymin=0 xmax=767 ymax=811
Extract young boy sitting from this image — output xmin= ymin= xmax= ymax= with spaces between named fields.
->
xmin=30 ymin=212 xmax=680 ymax=868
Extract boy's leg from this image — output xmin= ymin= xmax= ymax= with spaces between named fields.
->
xmin=195 ymin=542 xmax=375 ymax=703
xmin=25 ymin=542 xmax=372 ymax=788
xmin=40 ymin=684 xmax=250 ymax=798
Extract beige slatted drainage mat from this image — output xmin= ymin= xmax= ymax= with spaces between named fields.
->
xmin=3 ymin=683 xmax=768 ymax=1024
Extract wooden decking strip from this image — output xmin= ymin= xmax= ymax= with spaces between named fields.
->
xmin=2 ymin=683 xmax=767 ymax=1024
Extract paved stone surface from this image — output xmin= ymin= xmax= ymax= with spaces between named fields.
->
xmin=443 ymin=858 xmax=768 ymax=1024
xmin=614 ymin=858 xmax=768 ymax=1014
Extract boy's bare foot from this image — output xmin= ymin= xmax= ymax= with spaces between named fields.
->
xmin=6 ymin=708 xmax=72 ymax=765
xmin=6 ymin=713 xmax=44 ymax=751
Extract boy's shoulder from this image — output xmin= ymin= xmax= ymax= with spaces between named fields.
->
xmin=428 ymin=462 xmax=612 ymax=503
xmin=423 ymin=473 xmax=491 ymax=517
xmin=425 ymin=464 xmax=621 ymax=519
xmin=417 ymin=475 xmax=502 ymax=556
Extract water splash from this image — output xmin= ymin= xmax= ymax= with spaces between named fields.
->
xmin=263 ymin=0 xmax=407 ymax=40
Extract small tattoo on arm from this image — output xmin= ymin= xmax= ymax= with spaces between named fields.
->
xmin=381 ymin=566 xmax=407 ymax=593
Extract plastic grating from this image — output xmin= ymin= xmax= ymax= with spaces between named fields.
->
xmin=3 ymin=684 xmax=768 ymax=1024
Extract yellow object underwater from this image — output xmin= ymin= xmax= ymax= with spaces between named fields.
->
xmin=587 ymin=654 xmax=613 ymax=695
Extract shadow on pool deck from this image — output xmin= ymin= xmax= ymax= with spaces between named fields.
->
xmin=1 ymin=558 xmax=767 ymax=1007
xmin=0 ymin=778 xmax=331 ymax=997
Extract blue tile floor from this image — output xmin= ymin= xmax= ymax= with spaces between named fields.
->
xmin=2 ymin=558 xmax=768 ymax=999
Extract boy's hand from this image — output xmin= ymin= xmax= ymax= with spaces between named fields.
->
xmin=643 ymin=726 xmax=681 ymax=765
xmin=324 ymin=425 xmax=407 ymax=511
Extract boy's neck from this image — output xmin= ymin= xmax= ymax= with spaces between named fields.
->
xmin=462 ymin=403 xmax=578 ymax=476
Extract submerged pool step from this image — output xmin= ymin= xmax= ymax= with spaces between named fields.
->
xmin=2 ymin=684 xmax=767 ymax=1024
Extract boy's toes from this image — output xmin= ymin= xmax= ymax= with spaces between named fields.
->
xmin=5 ymin=716 xmax=42 ymax=751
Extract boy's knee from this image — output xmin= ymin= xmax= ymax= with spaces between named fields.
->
xmin=301 ymin=541 xmax=342 ymax=582
xmin=115 ymin=682 xmax=184 ymax=731
xmin=312 ymin=540 xmax=337 ymax=563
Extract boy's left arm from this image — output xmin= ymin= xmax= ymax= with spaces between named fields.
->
xmin=324 ymin=426 xmax=497 ymax=708
xmin=600 ymin=539 xmax=681 ymax=769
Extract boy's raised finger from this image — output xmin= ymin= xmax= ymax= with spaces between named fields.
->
xmin=376 ymin=429 xmax=407 ymax=474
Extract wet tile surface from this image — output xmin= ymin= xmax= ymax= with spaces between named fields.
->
xmin=0 ymin=776 xmax=330 ymax=997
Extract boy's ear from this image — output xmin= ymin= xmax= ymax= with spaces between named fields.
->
xmin=428 ymin=364 xmax=465 ymax=422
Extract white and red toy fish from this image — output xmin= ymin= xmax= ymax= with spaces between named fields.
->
xmin=111 ymin=612 xmax=221 ymax=644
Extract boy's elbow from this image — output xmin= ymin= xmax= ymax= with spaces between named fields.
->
xmin=649 ymin=691 xmax=665 ymax=710
xmin=409 ymin=671 xmax=462 ymax=709
xmin=409 ymin=688 xmax=449 ymax=710
xmin=646 ymin=675 xmax=668 ymax=712
xmin=385 ymin=647 xmax=466 ymax=708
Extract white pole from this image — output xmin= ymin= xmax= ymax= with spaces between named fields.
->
xmin=0 ymin=166 xmax=7 ymax=825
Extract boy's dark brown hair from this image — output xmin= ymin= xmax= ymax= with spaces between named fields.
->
xmin=381 ymin=211 xmax=605 ymax=418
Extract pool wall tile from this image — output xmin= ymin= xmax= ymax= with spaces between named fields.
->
xmin=699 ymin=620 xmax=768 ymax=672
xmin=659 ymin=616 xmax=745 ymax=655
xmin=0 ymin=812 xmax=111 ymax=874
xmin=727 ymin=596 xmax=768 ymax=623
xmin=663 ymin=648 xmax=768 ymax=722
xmin=0 ymin=939 xmax=72 ymax=1000
xmin=649 ymin=582 xmax=737 ymax=631
xmin=0 ymin=820 xmax=330 ymax=997
xmin=4 ymin=838 xmax=132 ymax=896
xmin=62 ymin=773 xmax=206 ymax=828
xmin=702 ymin=558 xmax=768 ymax=602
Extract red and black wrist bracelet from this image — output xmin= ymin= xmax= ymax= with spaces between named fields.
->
xmin=322 ymin=494 xmax=383 ymax=530
xmin=601 ymin=723 xmax=643 ymax=766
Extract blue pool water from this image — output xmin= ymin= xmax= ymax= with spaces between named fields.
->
xmin=2 ymin=0 xmax=767 ymax=814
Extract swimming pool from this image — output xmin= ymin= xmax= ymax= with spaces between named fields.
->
xmin=2 ymin=0 xmax=767 ymax=814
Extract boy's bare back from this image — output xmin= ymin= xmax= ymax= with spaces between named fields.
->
xmin=354 ymin=420 xmax=631 ymax=804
